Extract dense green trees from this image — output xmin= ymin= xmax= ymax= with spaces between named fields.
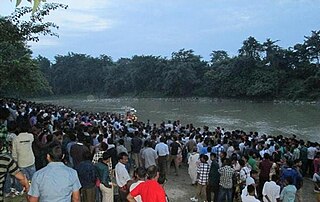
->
xmin=0 ymin=3 xmax=67 ymax=97
xmin=35 ymin=31 xmax=320 ymax=100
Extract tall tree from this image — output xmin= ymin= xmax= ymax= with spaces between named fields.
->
xmin=239 ymin=36 xmax=263 ymax=61
xmin=304 ymin=30 xmax=320 ymax=68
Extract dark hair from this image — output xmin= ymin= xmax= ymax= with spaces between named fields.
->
xmin=82 ymin=150 xmax=93 ymax=161
xmin=118 ymin=152 xmax=128 ymax=160
xmin=286 ymin=176 xmax=293 ymax=185
xmin=247 ymin=184 xmax=255 ymax=194
xmin=250 ymin=170 xmax=258 ymax=175
xmin=118 ymin=139 xmax=124 ymax=145
xmin=48 ymin=145 xmax=63 ymax=162
xmin=135 ymin=167 xmax=146 ymax=179
xmin=100 ymin=142 xmax=108 ymax=151
xmin=210 ymin=153 xmax=217 ymax=158
xmin=146 ymin=165 xmax=158 ymax=179
xmin=264 ymin=153 xmax=270 ymax=159
xmin=239 ymin=159 xmax=245 ymax=167
xmin=102 ymin=151 xmax=112 ymax=160
xmin=271 ymin=174 xmax=279 ymax=182
xmin=69 ymin=133 xmax=77 ymax=141
xmin=0 ymin=107 xmax=10 ymax=120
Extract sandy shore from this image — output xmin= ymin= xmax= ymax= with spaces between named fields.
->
xmin=165 ymin=164 xmax=318 ymax=202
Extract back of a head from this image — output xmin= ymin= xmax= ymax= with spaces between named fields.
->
xmin=102 ymin=151 xmax=112 ymax=160
xmin=118 ymin=139 xmax=124 ymax=145
xmin=82 ymin=150 xmax=93 ymax=161
xmin=247 ymin=184 xmax=255 ymax=195
xmin=146 ymin=165 xmax=158 ymax=179
xmin=48 ymin=144 xmax=63 ymax=162
xmin=271 ymin=174 xmax=279 ymax=182
xmin=135 ymin=167 xmax=147 ymax=179
xmin=239 ymin=159 xmax=245 ymax=167
xmin=286 ymin=176 xmax=293 ymax=185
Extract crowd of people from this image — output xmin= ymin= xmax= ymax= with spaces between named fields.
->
xmin=0 ymin=97 xmax=319 ymax=202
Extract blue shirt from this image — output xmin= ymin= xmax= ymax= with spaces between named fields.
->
xmin=28 ymin=162 xmax=81 ymax=202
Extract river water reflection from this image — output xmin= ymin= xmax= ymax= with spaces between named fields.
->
xmin=35 ymin=98 xmax=320 ymax=142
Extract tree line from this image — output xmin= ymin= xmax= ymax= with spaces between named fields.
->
xmin=1 ymin=4 xmax=320 ymax=100
xmin=38 ymin=32 xmax=320 ymax=100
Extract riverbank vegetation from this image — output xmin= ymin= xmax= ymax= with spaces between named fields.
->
xmin=38 ymin=32 xmax=320 ymax=100
xmin=1 ymin=5 xmax=320 ymax=100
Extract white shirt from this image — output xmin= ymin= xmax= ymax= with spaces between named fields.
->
xmin=307 ymin=146 xmax=317 ymax=160
xmin=12 ymin=132 xmax=35 ymax=168
xmin=155 ymin=142 xmax=169 ymax=156
xmin=242 ymin=194 xmax=260 ymax=202
xmin=246 ymin=176 xmax=255 ymax=186
xmin=262 ymin=181 xmax=280 ymax=202
xmin=115 ymin=162 xmax=131 ymax=187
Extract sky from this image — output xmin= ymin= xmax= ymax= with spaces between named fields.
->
xmin=1 ymin=0 xmax=320 ymax=62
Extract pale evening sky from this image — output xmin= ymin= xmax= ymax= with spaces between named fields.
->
xmin=1 ymin=0 xmax=320 ymax=61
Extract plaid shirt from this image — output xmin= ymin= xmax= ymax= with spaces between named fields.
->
xmin=92 ymin=151 xmax=104 ymax=164
xmin=213 ymin=144 xmax=224 ymax=156
xmin=218 ymin=165 xmax=235 ymax=189
xmin=197 ymin=162 xmax=210 ymax=185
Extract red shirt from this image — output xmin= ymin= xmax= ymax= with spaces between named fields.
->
xmin=130 ymin=180 xmax=166 ymax=202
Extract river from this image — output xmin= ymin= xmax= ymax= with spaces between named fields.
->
xmin=34 ymin=97 xmax=320 ymax=142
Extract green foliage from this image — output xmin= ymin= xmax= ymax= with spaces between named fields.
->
xmin=0 ymin=3 xmax=67 ymax=97
xmin=8 ymin=3 xmax=68 ymax=42
xmin=39 ymin=31 xmax=320 ymax=100
xmin=14 ymin=0 xmax=47 ymax=14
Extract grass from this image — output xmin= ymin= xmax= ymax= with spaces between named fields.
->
xmin=5 ymin=194 xmax=27 ymax=202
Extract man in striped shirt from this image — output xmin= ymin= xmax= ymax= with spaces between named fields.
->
xmin=0 ymin=140 xmax=29 ymax=202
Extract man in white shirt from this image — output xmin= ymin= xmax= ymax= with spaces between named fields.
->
xmin=12 ymin=125 xmax=35 ymax=182
xmin=307 ymin=143 xmax=318 ymax=175
xmin=155 ymin=137 xmax=169 ymax=179
xmin=262 ymin=174 xmax=280 ymax=202
xmin=242 ymin=184 xmax=260 ymax=202
xmin=115 ymin=152 xmax=131 ymax=202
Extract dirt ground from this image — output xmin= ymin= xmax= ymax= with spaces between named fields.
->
xmin=165 ymin=164 xmax=318 ymax=202
xmin=5 ymin=163 xmax=319 ymax=202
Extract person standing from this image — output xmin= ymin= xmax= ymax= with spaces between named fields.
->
xmin=188 ymin=148 xmax=200 ymax=185
xmin=258 ymin=153 xmax=273 ymax=198
xmin=0 ymin=139 xmax=29 ymax=202
xmin=190 ymin=154 xmax=210 ymax=202
xmin=207 ymin=153 xmax=220 ymax=202
xmin=70 ymin=133 xmax=90 ymax=168
xmin=217 ymin=158 xmax=235 ymax=202
xmin=280 ymin=176 xmax=297 ymax=202
xmin=28 ymin=144 xmax=81 ymax=202
xmin=115 ymin=152 xmax=131 ymax=202
xmin=242 ymin=185 xmax=260 ymax=202
xmin=75 ymin=151 xmax=97 ymax=202
xmin=155 ymin=137 xmax=169 ymax=179
xmin=131 ymin=132 xmax=143 ymax=168
xmin=12 ymin=123 xmax=35 ymax=182
xmin=129 ymin=167 xmax=146 ymax=202
xmin=262 ymin=174 xmax=280 ymax=202
xmin=95 ymin=151 xmax=113 ymax=202
xmin=168 ymin=136 xmax=183 ymax=176
xmin=127 ymin=165 xmax=166 ymax=202
xmin=141 ymin=141 xmax=158 ymax=169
